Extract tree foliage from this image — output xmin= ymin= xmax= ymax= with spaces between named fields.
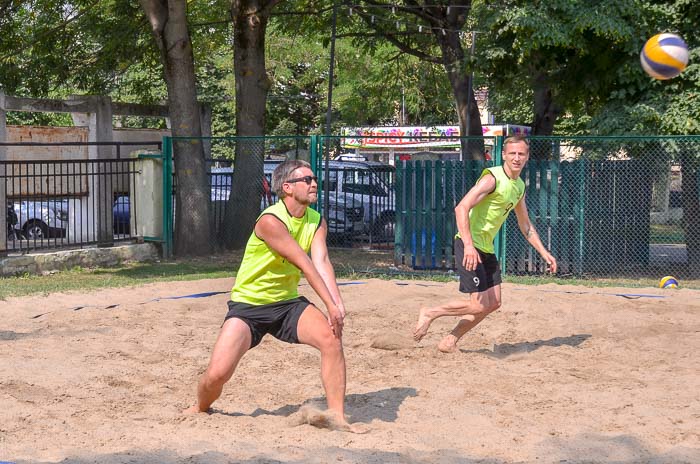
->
xmin=0 ymin=1 xmax=155 ymax=96
xmin=474 ymin=0 xmax=645 ymax=139
xmin=589 ymin=0 xmax=699 ymax=135
xmin=276 ymin=0 xmax=485 ymax=158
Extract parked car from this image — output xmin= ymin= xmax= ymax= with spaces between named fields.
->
xmin=12 ymin=199 xmax=69 ymax=239
xmin=113 ymin=195 xmax=131 ymax=233
xmin=322 ymin=160 xmax=396 ymax=240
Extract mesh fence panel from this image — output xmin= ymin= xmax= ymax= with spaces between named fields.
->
xmin=319 ymin=134 xmax=472 ymax=249
xmin=396 ymin=136 xmax=700 ymax=278
xmin=504 ymin=136 xmax=700 ymax=278
xmin=186 ymin=136 xmax=311 ymax=250
xmin=165 ymin=134 xmax=700 ymax=279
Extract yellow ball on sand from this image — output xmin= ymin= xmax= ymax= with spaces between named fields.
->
xmin=659 ymin=276 xmax=679 ymax=289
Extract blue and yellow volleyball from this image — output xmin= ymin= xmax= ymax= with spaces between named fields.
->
xmin=640 ymin=33 xmax=689 ymax=80
xmin=659 ymin=275 xmax=679 ymax=289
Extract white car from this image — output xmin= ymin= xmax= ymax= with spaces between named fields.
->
xmin=13 ymin=199 xmax=69 ymax=239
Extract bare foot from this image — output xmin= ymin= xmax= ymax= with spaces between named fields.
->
xmin=182 ymin=404 xmax=207 ymax=415
xmin=413 ymin=307 xmax=433 ymax=342
xmin=291 ymin=405 xmax=367 ymax=433
xmin=437 ymin=334 xmax=459 ymax=353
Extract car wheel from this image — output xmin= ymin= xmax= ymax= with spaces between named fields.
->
xmin=24 ymin=220 xmax=49 ymax=239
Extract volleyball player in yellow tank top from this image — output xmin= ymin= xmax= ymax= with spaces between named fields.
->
xmin=413 ymin=136 xmax=558 ymax=352
xmin=185 ymin=160 xmax=353 ymax=430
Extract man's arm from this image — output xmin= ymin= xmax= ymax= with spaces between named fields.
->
xmin=513 ymin=196 xmax=557 ymax=273
xmin=255 ymin=215 xmax=344 ymax=337
xmin=455 ymin=174 xmax=496 ymax=271
xmin=310 ymin=218 xmax=345 ymax=318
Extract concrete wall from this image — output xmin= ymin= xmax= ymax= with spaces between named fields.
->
xmin=0 ymin=243 xmax=159 ymax=277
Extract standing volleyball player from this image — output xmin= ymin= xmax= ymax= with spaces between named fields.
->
xmin=185 ymin=160 xmax=350 ymax=427
xmin=413 ymin=136 xmax=557 ymax=352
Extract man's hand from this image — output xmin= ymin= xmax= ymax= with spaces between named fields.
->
xmin=336 ymin=301 xmax=346 ymax=319
xmin=327 ymin=304 xmax=344 ymax=338
xmin=542 ymin=251 xmax=557 ymax=274
xmin=462 ymin=241 xmax=482 ymax=271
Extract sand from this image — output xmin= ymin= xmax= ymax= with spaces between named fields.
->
xmin=1 ymin=277 xmax=698 ymax=463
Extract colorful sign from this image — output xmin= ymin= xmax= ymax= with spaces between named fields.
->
xmin=341 ymin=125 xmax=531 ymax=149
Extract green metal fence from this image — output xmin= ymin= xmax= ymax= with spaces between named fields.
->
xmin=396 ymin=135 xmax=700 ymax=278
xmin=159 ymin=134 xmax=700 ymax=279
xmin=162 ymin=135 xmax=314 ymax=255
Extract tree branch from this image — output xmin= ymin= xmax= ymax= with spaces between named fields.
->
xmin=351 ymin=5 xmax=442 ymax=63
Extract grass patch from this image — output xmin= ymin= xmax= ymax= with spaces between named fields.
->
xmin=1 ymin=247 xmax=697 ymax=300
xmin=650 ymin=223 xmax=685 ymax=243
xmin=0 ymin=259 xmax=238 ymax=300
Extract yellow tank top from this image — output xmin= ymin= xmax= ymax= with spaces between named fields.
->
xmin=231 ymin=201 xmax=321 ymax=305
xmin=462 ymin=166 xmax=525 ymax=254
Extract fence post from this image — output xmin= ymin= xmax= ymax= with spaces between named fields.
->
xmin=492 ymin=136 xmax=507 ymax=273
xmin=394 ymin=160 xmax=404 ymax=266
xmin=0 ymin=91 xmax=6 ymax=253
xmin=549 ymin=159 xmax=560 ymax=266
xmin=135 ymin=150 xmax=164 ymax=246
xmin=310 ymin=135 xmax=319 ymax=213
xmin=576 ymin=159 xmax=586 ymax=275
xmin=162 ymin=136 xmax=174 ymax=259
xmin=85 ymin=96 xmax=115 ymax=247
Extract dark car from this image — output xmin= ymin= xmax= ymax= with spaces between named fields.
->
xmin=113 ymin=195 xmax=130 ymax=234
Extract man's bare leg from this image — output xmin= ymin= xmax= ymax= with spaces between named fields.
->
xmin=184 ymin=318 xmax=251 ymax=414
xmin=435 ymin=285 xmax=502 ymax=352
xmin=413 ymin=299 xmax=477 ymax=342
xmin=296 ymin=305 xmax=349 ymax=427
xmin=437 ymin=313 xmax=488 ymax=353
xmin=414 ymin=285 xmax=502 ymax=342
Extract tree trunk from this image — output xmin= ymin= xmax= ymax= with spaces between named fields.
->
xmin=436 ymin=29 xmax=483 ymax=161
xmin=680 ymin=154 xmax=700 ymax=276
xmin=223 ymin=0 xmax=276 ymax=249
xmin=140 ymin=0 xmax=212 ymax=256
xmin=530 ymin=68 xmax=561 ymax=160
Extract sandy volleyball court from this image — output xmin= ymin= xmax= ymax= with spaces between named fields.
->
xmin=1 ymin=277 xmax=698 ymax=463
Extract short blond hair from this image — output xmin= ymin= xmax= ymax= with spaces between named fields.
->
xmin=503 ymin=135 xmax=529 ymax=150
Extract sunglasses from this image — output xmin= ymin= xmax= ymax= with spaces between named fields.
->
xmin=285 ymin=175 xmax=318 ymax=185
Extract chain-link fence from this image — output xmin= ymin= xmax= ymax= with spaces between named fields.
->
xmin=165 ymin=134 xmax=700 ymax=279
xmin=186 ymin=136 xmax=312 ymax=250
xmin=396 ymin=136 xmax=700 ymax=279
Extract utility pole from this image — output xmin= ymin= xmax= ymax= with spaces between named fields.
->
xmin=323 ymin=2 xmax=338 ymax=219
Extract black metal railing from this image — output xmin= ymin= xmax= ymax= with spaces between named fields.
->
xmin=3 ymin=158 xmax=140 ymax=253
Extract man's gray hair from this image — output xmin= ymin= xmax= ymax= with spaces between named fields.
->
xmin=272 ymin=159 xmax=312 ymax=198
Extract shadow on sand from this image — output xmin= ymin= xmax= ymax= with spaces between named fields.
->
xmin=461 ymin=333 xmax=592 ymax=359
xmin=211 ymin=386 xmax=417 ymax=424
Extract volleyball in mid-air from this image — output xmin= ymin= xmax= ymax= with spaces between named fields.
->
xmin=640 ymin=33 xmax=689 ymax=80
xmin=659 ymin=275 xmax=679 ymax=289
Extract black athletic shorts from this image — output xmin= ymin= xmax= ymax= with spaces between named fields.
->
xmin=454 ymin=237 xmax=502 ymax=293
xmin=224 ymin=296 xmax=312 ymax=349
